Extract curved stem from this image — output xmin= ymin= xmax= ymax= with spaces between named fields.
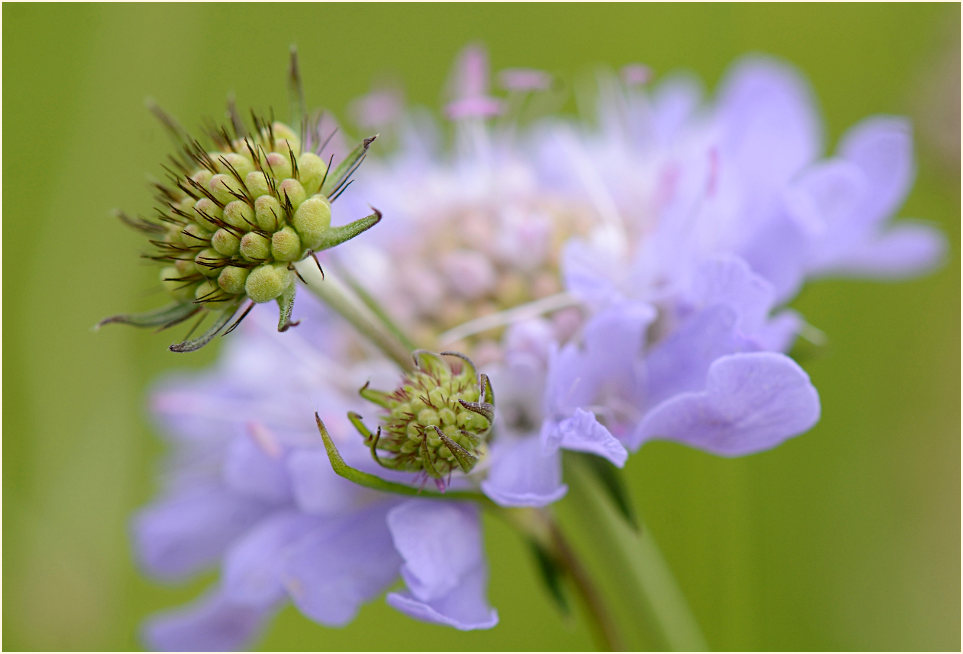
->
xmin=567 ymin=457 xmax=709 ymax=652
xmin=295 ymin=260 xmax=414 ymax=370
xmin=500 ymin=507 xmax=625 ymax=651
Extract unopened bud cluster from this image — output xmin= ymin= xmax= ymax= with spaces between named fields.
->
xmin=351 ymin=351 xmax=495 ymax=485
xmin=155 ymin=121 xmax=333 ymax=306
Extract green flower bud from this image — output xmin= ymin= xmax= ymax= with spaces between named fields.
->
xmin=194 ymin=278 xmax=229 ymax=304
xmin=217 ymin=265 xmax=249 ymax=295
xmin=208 ymin=173 xmax=244 ymax=205
xmin=178 ymin=222 xmax=211 ymax=247
xmin=254 ymin=195 xmax=283 ymax=231
xmin=245 ymin=263 xmax=292 ymax=303
xmin=192 ymin=198 xmax=223 ymax=231
xmin=222 ymin=200 xmax=255 ymax=230
xmin=194 ymin=248 xmax=225 ymax=278
xmin=160 ymin=266 xmax=196 ymax=302
xmin=215 ymin=152 xmax=254 ymax=179
xmin=102 ymin=51 xmax=383 ymax=352
xmin=271 ymin=226 xmax=301 ymax=262
xmin=349 ymin=351 xmax=495 ymax=487
xmin=239 ymin=231 xmax=271 ymax=261
xmin=266 ymin=121 xmax=300 ymax=154
xmin=211 ymin=228 xmax=241 ymax=256
xmin=263 ymin=151 xmax=293 ymax=180
xmin=244 ymin=171 xmax=271 ymax=199
xmin=292 ymin=196 xmax=331 ymax=249
xmin=298 ymin=152 xmax=327 ymax=195
xmin=278 ymin=178 xmax=306 ymax=209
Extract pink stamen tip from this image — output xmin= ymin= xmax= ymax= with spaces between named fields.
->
xmin=499 ymin=68 xmax=553 ymax=92
xmin=456 ymin=45 xmax=491 ymax=98
xmin=621 ymin=63 xmax=653 ymax=86
xmin=445 ymin=96 xmax=504 ymax=120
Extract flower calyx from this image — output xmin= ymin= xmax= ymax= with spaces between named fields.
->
xmin=349 ymin=350 xmax=495 ymax=490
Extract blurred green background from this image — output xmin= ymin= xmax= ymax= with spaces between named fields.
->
xmin=3 ymin=3 xmax=959 ymax=651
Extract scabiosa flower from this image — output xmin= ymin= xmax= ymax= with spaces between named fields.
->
xmin=134 ymin=45 xmax=944 ymax=651
xmin=99 ymin=52 xmax=382 ymax=352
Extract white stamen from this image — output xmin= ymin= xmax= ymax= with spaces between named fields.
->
xmin=439 ymin=292 xmax=580 ymax=345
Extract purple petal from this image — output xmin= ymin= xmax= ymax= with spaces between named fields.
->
xmin=386 ymin=501 xmax=497 ymax=630
xmin=554 ymin=408 xmax=628 ymax=467
xmin=716 ymin=56 xmax=821 ymax=187
xmin=286 ymin=448 xmax=378 ymax=516
xmin=387 ymin=501 xmax=482 ymax=601
xmin=815 ymin=222 xmax=947 ymax=278
xmin=387 ymin=565 xmax=498 ymax=630
xmin=481 ymin=436 xmax=567 ymax=507
xmin=133 ymin=483 xmax=272 ymax=581
xmin=142 ymin=589 xmax=273 ymax=651
xmin=280 ymin=502 xmax=401 ymax=626
xmin=635 ymin=352 xmax=821 ymax=456
xmin=689 ymin=255 xmax=775 ymax=335
xmin=839 ymin=116 xmax=914 ymax=224
xmin=642 ymin=305 xmax=752 ymax=409
xmin=222 ymin=427 xmax=291 ymax=504
xmin=222 ymin=511 xmax=316 ymax=607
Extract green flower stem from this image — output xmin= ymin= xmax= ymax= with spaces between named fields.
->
xmin=567 ymin=457 xmax=709 ymax=652
xmin=295 ymin=260 xmax=414 ymax=371
xmin=500 ymin=507 xmax=625 ymax=651
xmin=331 ymin=260 xmax=418 ymax=352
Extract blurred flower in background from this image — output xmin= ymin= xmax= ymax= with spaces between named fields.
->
xmin=132 ymin=43 xmax=945 ymax=651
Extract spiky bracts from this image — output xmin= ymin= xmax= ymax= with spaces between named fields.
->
xmin=100 ymin=51 xmax=381 ymax=352
xmin=350 ymin=351 xmax=495 ymax=490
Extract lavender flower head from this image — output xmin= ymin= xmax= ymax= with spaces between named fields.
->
xmin=135 ymin=46 xmax=944 ymax=649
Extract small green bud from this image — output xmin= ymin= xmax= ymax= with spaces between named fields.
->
xmin=215 ymin=152 xmax=254 ymax=179
xmin=271 ymin=226 xmax=302 ymax=262
xmin=254 ymin=195 xmax=283 ymax=231
xmin=239 ymin=232 xmax=271 ymax=261
xmin=245 ymin=171 xmax=271 ymax=199
xmin=211 ymin=228 xmax=241 ymax=256
xmin=174 ymin=257 xmax=196 ymax=276
xmin=292 ymin=196 xmax=331 ymax=249
xmin=278 ymin=178 xmax=306 ymax=209
xmin=245 ymin=263 xmax=292 ymax=303
xmin=263 ymin=151 xmax=293 ymax=180
xmin=222 ymin=200 xmax=255 ymax=230
xmin=194 ymin=248 xmax=224 ymax=278
xmin=350 ymin=351 xmax=495 ymax=487
xmin=267 ymin=122 xmax=300 ymax=154
xmin=192 ymin=198 xmax=222 ymax=231
xmin=298 ymin=152 xmax=327 ymax=195
xmin=160 ymin=266 xmax=195 ymax=302
xmin=209 ymin=173 xmax=244 ymax=205
xmin=217 ymin=265 xmax=249 ymax=295
xmin=178 ymin=222 xmax=211 ymax=247
xmin=191 ymin=169 xmax=214 ymax=188
xmin=194 ymin=278 xmax=228 ymax=304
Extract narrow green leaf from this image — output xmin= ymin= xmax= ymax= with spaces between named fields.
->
xmin=359 ymin=382 xmax=393 ymax=409
xmin=321 ymin=135 xmax=377 ymax=197
xmin=573 ymin=452 xmax=639 ymax=531
xmin=169 ymin=302 xmax=242 ymax=353
xmin=314 ymin=210 xmax=382 ymax=252
xmin=276 ymin=283 xmax=298 ymax=332
xmin=97 ymin=302 xmax=199 ymax=330
xmin=434 ymin=426 xmax=478 ymax=474
xmin=528 ymin=538 xmax=571 ymax=616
